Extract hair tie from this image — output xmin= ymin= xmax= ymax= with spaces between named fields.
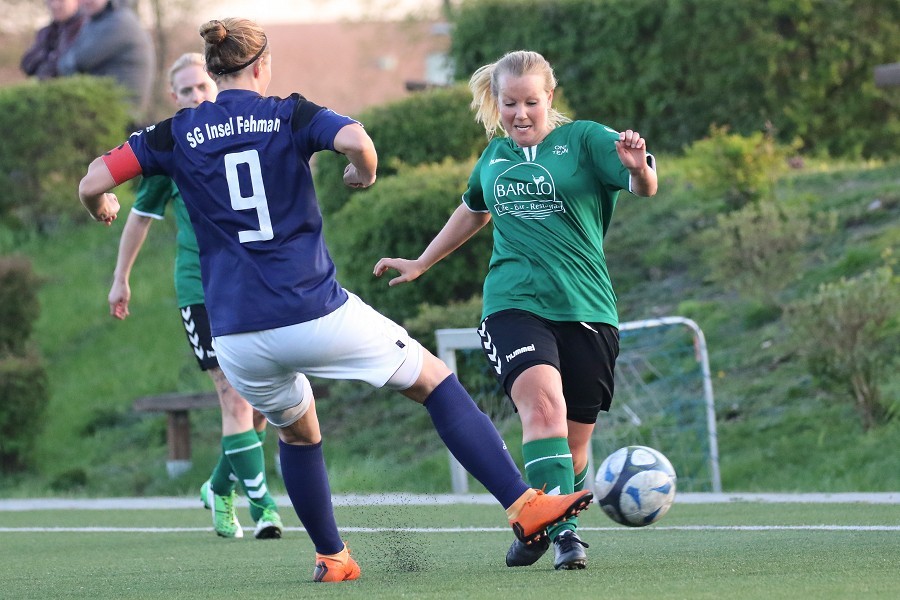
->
xmin=215 ymin=36 xmax=268 ymax=76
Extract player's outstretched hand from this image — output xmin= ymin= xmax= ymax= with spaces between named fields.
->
xmin=373 ymin=257 xmax=426 ymax=287
xmin=614 ymin=129 xmax=648 ymax=171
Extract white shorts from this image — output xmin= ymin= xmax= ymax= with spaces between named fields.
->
xmin=213 ymin=293 xmax=424 ymax=427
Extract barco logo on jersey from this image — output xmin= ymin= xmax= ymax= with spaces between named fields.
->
xmin=492 ymin=163 xmax=563 ymax=220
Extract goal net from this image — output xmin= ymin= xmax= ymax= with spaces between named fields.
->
xmin=436 ymin=316 xmax=721 ymax=494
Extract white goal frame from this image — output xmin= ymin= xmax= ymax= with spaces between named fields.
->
xmin=435 ymin=316 xmax=722 ymax=494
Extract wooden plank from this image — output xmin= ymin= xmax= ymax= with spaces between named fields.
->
xmin=133 ymin=384 xmax=330 ymax=413
xmin=874 ymin=63 xmax=900 ymax=88
xmin=166 ymin=410 xmax=191 ymax=461
xmin=133 ymin=384 xmax=325 ymax=477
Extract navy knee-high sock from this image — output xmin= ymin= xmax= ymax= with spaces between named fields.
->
xmin=279 ymin=440 xmax=343 ymax=555
xmin=424 ymin=374 xmax=528 ymax=509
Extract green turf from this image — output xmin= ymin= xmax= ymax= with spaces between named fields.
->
xmin=1 ymin=502 xmax=897 ymax=599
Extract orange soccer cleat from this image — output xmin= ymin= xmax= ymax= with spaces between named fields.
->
xmin=313 ymin=543 xmax=361 ymax=583
xmin=507 ymin=489 xmax=593 ymax=545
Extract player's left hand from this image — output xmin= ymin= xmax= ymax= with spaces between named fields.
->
xmin=108 ymin=279 xmax=131 ymax=320
xmin=615 ymin=129 xmax=648 ymax=171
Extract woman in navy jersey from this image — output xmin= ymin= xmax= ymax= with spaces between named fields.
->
xmin=79 ymin=18 xmax=592 ymax=583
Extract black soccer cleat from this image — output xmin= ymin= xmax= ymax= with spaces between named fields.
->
xmin=506 ymin=535 xmax=550 ymax=567
xmin=553 ymin=530 xmax=589 ymax=570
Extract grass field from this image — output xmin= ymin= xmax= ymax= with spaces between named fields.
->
xmin=1 ymin=496 xmax=897 ymax=599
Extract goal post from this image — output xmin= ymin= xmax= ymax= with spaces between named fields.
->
xmin=435 ymin=316 xmax=722 ymax=495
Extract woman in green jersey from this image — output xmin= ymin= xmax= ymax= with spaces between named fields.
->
xmin=374 ymin=49 xmax=658 ymax=571
xmin=108 ymin=53 xmax=282 ymax=540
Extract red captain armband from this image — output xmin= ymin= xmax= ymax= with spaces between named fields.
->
xmin=101 ymin=143 xmax=143 ymax=185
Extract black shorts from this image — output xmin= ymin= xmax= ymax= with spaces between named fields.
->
xmin=477 ymin=309 xmax=619 ymax=424
xmin=180 ymin=303 xmax=219 ymax=371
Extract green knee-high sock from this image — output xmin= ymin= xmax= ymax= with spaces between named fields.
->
xmin=563 ymin=464 xmax=589 ymax=532
xmin=223 ymin=429 xmax=277 ymax=522
xmin=209 ymin=451 xmax=235 ymax=495
xmin=573 ymin=464 xmax=589 ymax=492
xmin=522 ymin=437 xmax=575 ymax=540
xmin=209 ymin=429 xmax=269 ymax=497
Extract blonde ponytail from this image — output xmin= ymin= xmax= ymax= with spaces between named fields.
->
xmin=469 ymin=63 xmax=502 ymax=139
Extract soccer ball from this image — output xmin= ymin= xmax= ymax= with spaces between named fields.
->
xmin=594 ymin=445 xmax=677 ymax=527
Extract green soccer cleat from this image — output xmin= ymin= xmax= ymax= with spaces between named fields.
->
xmin=210 ymin=487 xmax=243 ymax=538
xmin=253 ymin=506 xmax=284 ymax=540
xmin=199 ymin=479 xmax=211 ymax=510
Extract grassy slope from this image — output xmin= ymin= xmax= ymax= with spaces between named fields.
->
xmin=3 ymin=159 xmax=898 ymax=497
xmin=606 ymin=158 xmax=900 ymax=492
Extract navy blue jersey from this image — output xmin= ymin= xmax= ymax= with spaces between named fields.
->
xmin=127 ymin=89 xmax=356 ymax=336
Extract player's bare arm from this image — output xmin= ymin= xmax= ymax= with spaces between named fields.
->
xmin=108 ymin=212 xmax=154 ymax=319
xmin=80 ymin=142 xmax=144 ymax=224
xmin=334 ymin=123 xmax=377 ymax=188
xmin=615 ymin=129 xmax=658 ymax=197
xmin=78 ymin=156 xmax=121 ymax=225
xmin=374 ymin=203 xmax=491 ymax=286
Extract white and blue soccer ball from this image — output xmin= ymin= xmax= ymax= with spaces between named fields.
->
xmin=594 ymin=445 xmax=677 ymax=527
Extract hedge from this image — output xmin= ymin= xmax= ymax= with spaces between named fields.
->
xmin=327 ymin=159 xmax=492 ymax=322
xmin=449 ymin=0 xmax=900 ymax=158
xmin=314 ymin=84 xmax=488 ymax=217
xmin=0 ymin=76 xmax=131 ymax=231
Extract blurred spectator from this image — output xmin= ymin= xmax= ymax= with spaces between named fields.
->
xmin=58 ymin=0 xmax=155 ymax=123
xmin=20 ymin=0 xmax=86 ymax=80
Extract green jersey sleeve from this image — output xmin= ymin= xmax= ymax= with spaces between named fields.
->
xmin=581 ymin=122 xmax=630 ymax=191
xmin=133 ymin=175 xmax=176 ymax=218
xmin=462 ymin=144 xmax=490 ymax=212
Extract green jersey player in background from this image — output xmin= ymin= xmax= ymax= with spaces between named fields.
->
xmin=375 ymin=49 xmax=658 ymax=570
xmin=107 ymin=52 xmax=282 ymax=540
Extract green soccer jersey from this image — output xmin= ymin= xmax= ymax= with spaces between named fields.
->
xmin=132 ymin=175 xmax=204 ymax=308
xmin=463 ymin=120 xmax=640 ymax=326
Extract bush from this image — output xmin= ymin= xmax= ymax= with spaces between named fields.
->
xmin=0 ymin=351 xmax=49 ymax=473
xmin=0 ymin=256 xmax=41 ymax=355
xmin=682 ymin=126 xmax=791 ymax=211
xmin=314 ymin=84 xmax=487 ymax=216
xmin=449 ymin=0 xmax=900 ymax=158
xmin=706 ymin=198 xmax=830 ymax=305
xmin=0 ymin=76 xmax=131 ymax=232
xmin=403 ymin=296 xmax=513 ymax=425
xmin=787 ymin=263 xmax=899 ymax=430
xmin=328 ymin=159 xmax=492 ymax=322
xmin=403 ymin=295 xmax=484 ymax=353
xmin=0 ymin=255 xmax=49 ymax=473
